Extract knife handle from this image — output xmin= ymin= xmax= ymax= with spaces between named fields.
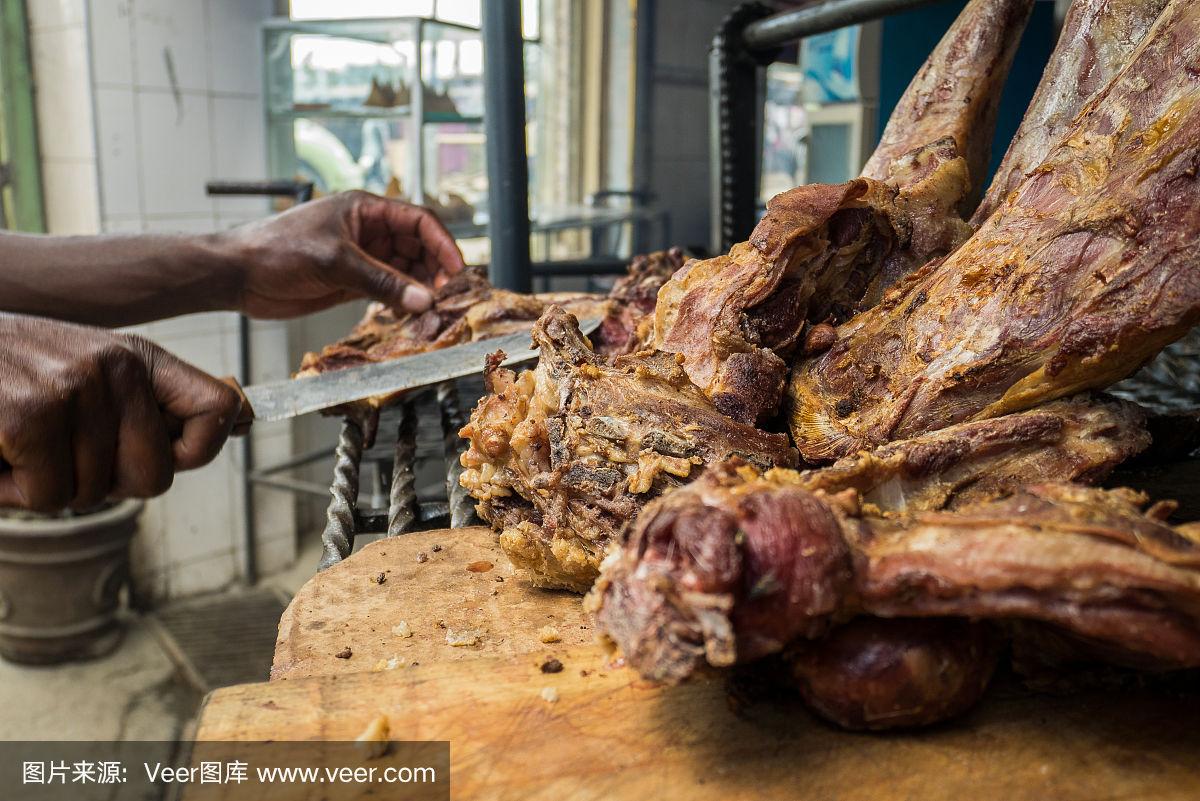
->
xmin=220 ymin=376 xmax=255 ymax=437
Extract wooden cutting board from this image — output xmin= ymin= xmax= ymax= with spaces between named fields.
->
xmin=196 ymin=528 xmax=1200 ymax=800
xmin=271 ymin=528 xmax=590 ymax=681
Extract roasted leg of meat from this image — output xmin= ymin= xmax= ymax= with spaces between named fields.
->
xmin=591 ymin=464 xmax=1200 ymax=685
xmin=651 ymin=0 xmax=1030 ymax=425
xmin=787 ymin=0 xmax=1200 ymax=462
xmin=972 ymin=0 xmax=1170 ymax=225
xmin=782 ymin=617 xmax=999 ymax=731
xmin=459 ymin=307 xmax=796 ymax=591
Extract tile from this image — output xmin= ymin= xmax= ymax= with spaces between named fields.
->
xmin=132 ymin=0 xmax=209 ymax=92
xmin=30 ymin=26 xmax=97 ymax=160
xmin=28 ymin=0 xmax=85 ymax=30
xmin=167 ymin=550 xmax=238 ymax=597
xmin=161 ymin=448 xmax=241 ymax=565
xmin=256 ymin=532 xmax=298 ymax=577
xmin=148 ymin=310 xmax=239 ymax=342
xmin=248 ymin=319 xmax=290 ymax=384
xmin=150 ymin=323 xmax=239 ymax=376
xmin=41 ymin=159 xmax=102 ymax=234
xmin=206 ymin=0 xmax=272 ymax=95
xmin=135 ymin=89 xmax=215 ymax=215
xmin=93 ymin=86 xmax=141 ymax=216
xmin=87 ymin=0 xmax=134 ymax=85
xmin=102 ymin=216 xmax=144 ymax=233
xmin=211 ymin=94 xmax=268 ymax=216
xmin=140 ymin=214 xmax=218 ymax=234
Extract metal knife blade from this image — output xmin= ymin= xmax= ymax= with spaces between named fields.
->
xmin=240 ymin=317 xmax=602 ymax=423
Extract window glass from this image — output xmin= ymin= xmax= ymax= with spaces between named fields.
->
xmin=290 ymin=0 xmax=433 ymax=20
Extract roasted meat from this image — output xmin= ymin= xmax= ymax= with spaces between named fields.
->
xmin=591 ymin=463 xmax=1200 ymax=686
xmin=787 ymin=0 xmax=1200 ymax=462
xmin=459 ymin=307 xmax=797 ymax=591
xmin=651 ymin=0 xmax=1030 ymax=424
xmin=296 ymin=252 xmax=684 ymax=416
xmin=791 ymin=394 xmax=1148 ymax=514
xmin=783 ymin=617 xmax=999 ymax=731
xmin=972 ymin=0 xmax=1170 ymax=225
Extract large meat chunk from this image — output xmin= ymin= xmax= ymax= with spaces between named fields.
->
xmin=459 ymin=307 xmax=797 ymax=591
xmin=787 ymin=0 xmax=1200 ymax=462
xmin=793 ymin=394 xmax=1148 ymax=513
xmin=591 ymin=463 xmax=1200 ymax=685
xmin=652 ymin=0 xmax=1030 ymax=425
xmin=972 ymin=0 xmax=1170 ymax=224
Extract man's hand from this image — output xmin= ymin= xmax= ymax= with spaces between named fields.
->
xmin=0 ymin=314 xmax=241 ymax=512
xmin=226 ymin=190 xmax=466 ymax=319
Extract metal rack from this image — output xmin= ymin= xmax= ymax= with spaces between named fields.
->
xmin=709 ymin=0 xmax=944 ymax=252
xmin=315 ymin=382 xmax=478 ymax=570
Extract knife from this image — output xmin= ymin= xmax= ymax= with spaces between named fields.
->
xmin=223 ymin=317 xmax=602 ymax=431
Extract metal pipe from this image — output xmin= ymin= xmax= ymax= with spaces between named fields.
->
xmin=481 ymin=0 xmax=533 ymax=292
xmin=742 ymin=0 xmax=943 ymax=51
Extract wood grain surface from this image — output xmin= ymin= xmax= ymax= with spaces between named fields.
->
xmin=193 ymin=524 xmax=1200 ymax=800
xmin=271 ymin=528 xmax=591 ymax=681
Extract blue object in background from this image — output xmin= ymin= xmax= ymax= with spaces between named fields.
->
xmin=877 ymin=0 xmax=1056 ymax=187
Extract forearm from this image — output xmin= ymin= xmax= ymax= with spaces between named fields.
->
xmin=0 ymin=231 xmax=246 ymax=326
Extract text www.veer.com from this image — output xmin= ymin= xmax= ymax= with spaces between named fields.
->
xmin=254 ymin=765 xmax=437 ymax=784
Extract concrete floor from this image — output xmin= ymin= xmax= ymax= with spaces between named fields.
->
xmin=0 ymin=534 xmax=323 ymax=742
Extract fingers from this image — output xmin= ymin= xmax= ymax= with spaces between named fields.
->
xmin=340 ymin=245 xmax=436 ymax=313
xmin=0 ymin=410 xmax=73 ymax=513
xmin=134 ymin=340 xmax=241 ymax=471
xmin=357 ymin=193 xmax=466 ymax=279
xmin=68 ymin=374 xmax=117 ymax=509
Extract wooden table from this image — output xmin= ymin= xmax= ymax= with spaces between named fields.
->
xmin=194 ymin=527 xmax=1200 ymax=800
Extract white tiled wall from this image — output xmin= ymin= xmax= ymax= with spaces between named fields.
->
xmin=29 ymin=0 xmax=298 ymax=602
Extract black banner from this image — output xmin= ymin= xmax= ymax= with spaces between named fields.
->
xmin=1 ymin=740 xmax=449 ymax=800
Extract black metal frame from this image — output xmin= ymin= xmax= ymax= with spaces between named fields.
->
xmin=709 ymin=0 xmax=944 ymax=252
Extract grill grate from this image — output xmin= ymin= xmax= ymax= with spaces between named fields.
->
xmin=317 ymin=379 xmax=481 ymax=570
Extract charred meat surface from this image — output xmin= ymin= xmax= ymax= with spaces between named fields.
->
xmin=652 ymin=0 xmax=1031 ymax=425
xmin=591 ymin=463 xmax=1200 ymax=685
xmin=459 ymin=307 xmax=797 ymax=592
xmin=973 ymin=0 xmax=1170 ymax=225
xmin=791 ymin=394 xmax=1148 ymax=514
xmin=296 ymin=251 xmax=685 ymax=414
xmin=788 ymin=0 xmax=1200 ymax=462
xmin=783 ymin=617 xmax=999 ymax=731
xmin=862 ymin=0 xmax=1034 ymax=214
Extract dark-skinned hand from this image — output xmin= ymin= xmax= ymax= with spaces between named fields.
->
xmin=226 ymin=190 xmax=466 ymax=319
xmin=0 ymin=314 xmax=241 ymax=512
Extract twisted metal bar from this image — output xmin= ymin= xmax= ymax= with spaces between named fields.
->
xmin=387 ymin=401 xmax=418 ymax=536
xmin=318 ymin=418 xmax=364 ymax=570
xmin=438 ymin=381 xmax=478 ymax=528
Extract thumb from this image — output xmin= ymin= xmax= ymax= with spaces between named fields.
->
xmin=343 ymin=245 xmax=435 ymax=313
xmin=132 ymin=340 xmax=241 ymax=471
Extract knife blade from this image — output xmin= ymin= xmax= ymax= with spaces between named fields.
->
xmin=227 ymin=317 xmax=601 ymax=426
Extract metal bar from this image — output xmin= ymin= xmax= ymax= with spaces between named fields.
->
xmin=438 ymin=382 xmax=477 ymax=528
xmin=742 ymin=0 xmax=942 ymax=51
xmin=318 ymin=419 xmax=364 ymax=570
xmin=249 ymin=444 xmax=336 ymax=476
xmin=387 ymin=402 xmax=419 ymax=536
xmin=631 ymin=0 xmax=656 ymax=254
xmin=530 ymin=257 xmax=629 ymax=277
xmin=205 ymin=179 xmax=314 ymax=201
xmin=482 ymin=0 xmax=533 ymax=292
xmin=237 ymin=316 xmax=257 ymax=585
xmin=249 ymin=475 xmax=332 ymax=498
xmin=710 ymin=2 xmax=777 ymax=253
